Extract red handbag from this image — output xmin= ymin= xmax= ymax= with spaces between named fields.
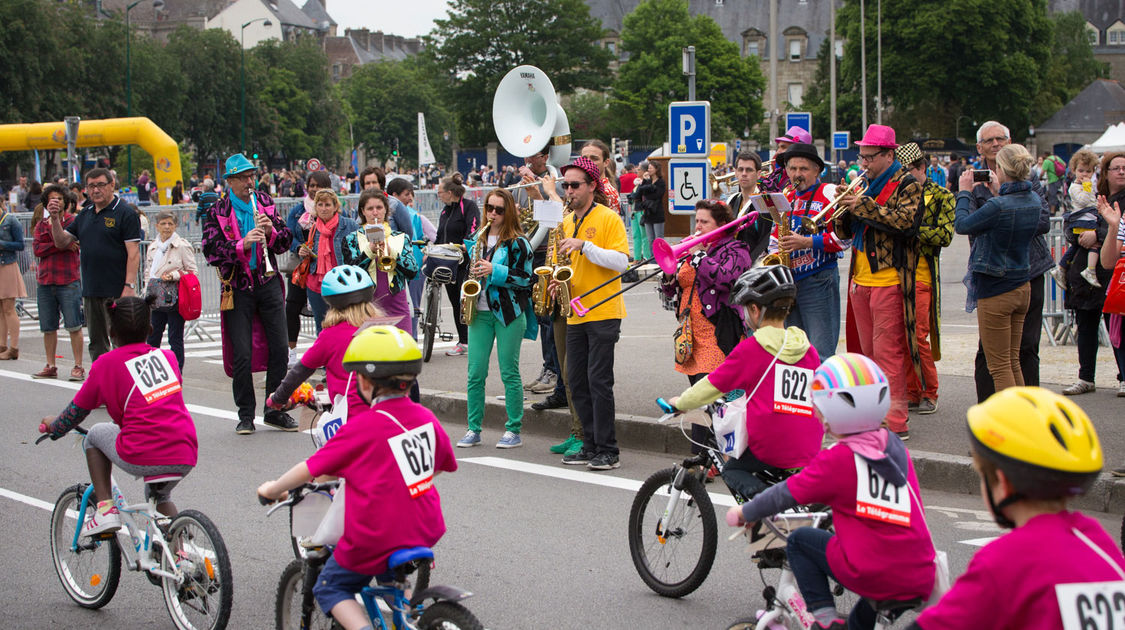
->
xmin=291 ymin=230 xmax=316 ymax=289
xmin=177 ymin=272 xmax=202 ymax=320
xmin=1105 ymin=257 xmax=1125 ymax=315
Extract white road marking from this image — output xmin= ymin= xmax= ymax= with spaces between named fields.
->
xmin=958 ymin=537 xmax=999 ymax=547
xmin=0 ymin=486 xmax=55 ymax=512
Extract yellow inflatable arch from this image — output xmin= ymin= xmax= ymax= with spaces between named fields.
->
xmin=0 ymin=117 xmax=183 ymax=205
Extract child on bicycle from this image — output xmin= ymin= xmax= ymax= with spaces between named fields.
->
xmin=257 ymin=325 xmax=457 ymax=630
xmin=267 ymin=265 xmax=381 ymax=420
xmin=910 ymin=387 xmax=1121 ymax=629
xmin=669 ymin=264 xmax=822 ymax=498
xmin=39 ymin=295 xmax=198 ymax=537
xmin=726 ymin=353 xmax=936 ymax=630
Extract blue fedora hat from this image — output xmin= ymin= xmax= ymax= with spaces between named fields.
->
xmin=224 ymin=153 xmax=256 ymax=178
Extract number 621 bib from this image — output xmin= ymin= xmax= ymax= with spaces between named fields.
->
xmin=854 ymin=453 xmax=911 ymax=527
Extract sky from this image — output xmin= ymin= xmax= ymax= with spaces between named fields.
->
xmin=327 ymin=0 xmax=453 ymax=39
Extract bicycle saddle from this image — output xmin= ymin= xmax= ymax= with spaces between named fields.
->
xmin=866 ymin=597 xmax=924 ymax=616
xmin=388 ymin=546 xmax=434 ymax=570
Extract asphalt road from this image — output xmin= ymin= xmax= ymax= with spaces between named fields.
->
xmin=2 ymin=367 xmax=1121 ymax=629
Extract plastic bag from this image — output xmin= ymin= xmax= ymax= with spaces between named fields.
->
xmin=310 ymin=481 xmax=345 ymax=547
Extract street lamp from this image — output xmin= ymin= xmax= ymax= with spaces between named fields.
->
xmin=240 ymin=17 xmax=273 ymax=154
xmin=125 ymin=0 xmax=164 ymax=187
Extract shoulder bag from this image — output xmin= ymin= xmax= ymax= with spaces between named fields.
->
xmin=673 ymin=278 xmax=695 ymax=365
xmin=291 ymin=229 xmax=317 ymax=289
xmin=1103 ymin=256 xmax=1125 ymax=315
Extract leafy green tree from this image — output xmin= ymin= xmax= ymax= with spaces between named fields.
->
xmin=164 ymin=26 xmax=243 ymax=162
xmin=610 ymin=0 xmax=764 ymax=146
xmin=1032 ymin=11 xmax=1109 ymax=125
xmin=425 ymin=0 xmax=613 ymax=147
xmin=339 ymin=58 xmax=454 ymax=168
xmin=567 ymin=92 xmax=615 ymax=142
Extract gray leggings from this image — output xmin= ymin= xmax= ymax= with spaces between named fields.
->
xmin=84 ymin=422 xmax=193 ymax=503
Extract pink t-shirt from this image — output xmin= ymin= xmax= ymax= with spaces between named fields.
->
xmin=298 ymin=322 xmax=366 ymax=416
xmin=305 ymin=396 xmax=457 ymax=575
xmin=706 ymin=336 xmax=823 ymax=469
xmin=917 ymin=511 xmax=1125 ymax=630
xmin=786 ymin=443 xmax=935 ymax=601
xmin=73 ymin=343 xmax=198 ymax=468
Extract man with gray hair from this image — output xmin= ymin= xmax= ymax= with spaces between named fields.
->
xmin=964 ymin=121 xmax=1053 ymax=402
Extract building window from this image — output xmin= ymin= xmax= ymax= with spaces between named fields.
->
xmin=835 ymin=39 xmax=844 ymax=58
xmin=607 ymin=41 xmax=616 ymax=55
xmin=747 ymin=41 xmax=759 ymax=57
xmin=788 ymin=83 xmax=804 ymax=107
xmin=788 ymin=39 xmax=802 ymax=62
xmin=1088 ymin=22 xmax=1100 ymax=45
xmin=332 ymin=64 xmax=340 ymax=81
xmin=1109 ymin=21 xmax=1125 ymax=46
xmin=715 ymin=0 xmax=723 ymax=5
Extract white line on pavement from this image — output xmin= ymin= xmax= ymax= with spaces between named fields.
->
xmin=0 ymin=486 xmax=55 ymax=512
xmin=958 ymin=537 xmax=999 ymax=547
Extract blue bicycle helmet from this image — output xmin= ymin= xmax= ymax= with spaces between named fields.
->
xmin=321 ymin=265 xmax=374 ymax=309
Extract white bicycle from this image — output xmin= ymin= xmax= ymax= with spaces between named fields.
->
xmin=40 ymin=427 xmax=234 ymax=630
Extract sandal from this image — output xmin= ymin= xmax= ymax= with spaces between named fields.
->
xmin=0 ymin=347 xmax=18 ymax=360
xmin=69 ymin=365 xmax=86 ymax=382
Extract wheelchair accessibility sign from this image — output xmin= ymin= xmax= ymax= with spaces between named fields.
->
xmin=668 ymin=159 xmax=710 ymax=214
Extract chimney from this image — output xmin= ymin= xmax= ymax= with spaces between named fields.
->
xmin=373 ymin=30 xmax=385 ymax=52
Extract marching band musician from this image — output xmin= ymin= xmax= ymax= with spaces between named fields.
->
xmin=553 ymin=157 xmax=630 ymax=471
xmin=341 ymin=189 xmax=419 ymax=334
xmin=833 ymin=125 xmax=926 ymax=440
xmin=726 ymin=151 xmax=772 ymax=262
xmin=770 ymin=143 xmax=850 ymax=359
xmin=455 ymin=188 xmax=537 ymax=450
xmin=759 ymin=126 xmax=812 ymax=193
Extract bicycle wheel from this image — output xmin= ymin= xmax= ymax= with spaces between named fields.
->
xmin=275 ymin=559 xmax=338 ymax=630
xmin=161 ymin=509 xmax=234 ymax=630
xmin=422 ymin=282 xmax=441 ymax=362
xmin=48 ymin=484 xmax=121 ymax=609
xmin=628 ymin=467 xmax=717 ymax=598
xmin=417 ymin=601 xmax=483 ymax=630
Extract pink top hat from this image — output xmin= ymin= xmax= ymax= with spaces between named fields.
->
xmin=855 ymin=124 xmax=897 ymax=148
xmin=774 ymin=126 xmax=812 ymax=145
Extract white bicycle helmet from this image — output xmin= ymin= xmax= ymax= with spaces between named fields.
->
xmin=811 ymin=353 xmax=889 ymax=435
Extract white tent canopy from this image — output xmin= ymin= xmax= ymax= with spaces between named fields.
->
xmin=1085 ymin=122 xmax=1125 ymax=153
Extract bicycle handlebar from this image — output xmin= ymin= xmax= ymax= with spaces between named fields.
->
xmin=35 ymin=424 xmax=87 ymax=445
xmin=261 ymin=480 xmax=341 ymax=516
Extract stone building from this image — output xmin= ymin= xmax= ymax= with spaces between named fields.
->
xmin=1050 ymin=0 xmax=1125 ymax=85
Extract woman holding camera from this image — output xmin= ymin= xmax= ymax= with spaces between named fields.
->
xmin=341 ymin=189 xmax=418 ymax=333
xmin=955 ymin=143 xmax=1041 ymax=391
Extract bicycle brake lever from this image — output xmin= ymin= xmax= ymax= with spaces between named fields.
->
xmin=35 ymin=433 xmax=52 ymax=445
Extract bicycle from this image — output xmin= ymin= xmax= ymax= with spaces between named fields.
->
xmin=264 ymin=484 xmax=478 ymax=630
xmin=40 ymin=426 xmax=234 ymax=630
xmin=724 ymin=511 xmax=922 ymax=630
xmin=627 ymin=398 xmax=814 ymax=598
xmin=418 ymin=243 xmax=463 ymax=362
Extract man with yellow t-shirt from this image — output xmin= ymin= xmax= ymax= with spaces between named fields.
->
xmin=833 ymin=125 xmax=925 ymax=439
xmin=553 ymin=157 xmax=630 ymax=470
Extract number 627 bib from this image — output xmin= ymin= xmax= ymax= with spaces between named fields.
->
xmin=389 ymin=422 xmax=438 ymax=499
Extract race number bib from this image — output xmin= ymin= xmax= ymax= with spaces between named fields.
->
xmin=124 ymin=350 xmax=181 ymax=404
xmin=854 ymin=453 xmax=911 ymax=527
xmin=388 ymin=422 xmax=437 ymax=499
xmin=1056 ymin=581 xmax=1125 ymax=630
xmin=773 ymin=365 xmax=814 ymax=417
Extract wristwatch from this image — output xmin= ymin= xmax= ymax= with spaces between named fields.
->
xmin=125 ymin=282 xmax=136 ymax=289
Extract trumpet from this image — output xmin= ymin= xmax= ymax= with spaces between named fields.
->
xmin=506 ymin=178 xmax=549 ymax=191
xmin=460 ymin=220 xmax=491 ymax=326
xmin=375 ymin=230 xmax=405 ymax=273
xmin=799 ymin=171 xmax=868 ymax=233
xmin=709 ymin=171 xmax=737 ymax=195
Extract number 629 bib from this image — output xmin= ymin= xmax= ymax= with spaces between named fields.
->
xmin=124 ymin=350 xmax=182 ymax=404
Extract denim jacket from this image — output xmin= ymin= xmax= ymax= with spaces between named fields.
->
xmin=0 ymin=213 xmax=26 ymax=265
xmin=955 ymin=181 xmax=1040 ymax=278
xmin=965 ymin=175 xmax=1053 ymax=277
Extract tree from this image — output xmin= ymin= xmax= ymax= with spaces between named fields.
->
xmin=1032 ymin=11 xmax=1109 ymax=125
xmin=610 ymin=0 xmax=764 ymax=146
xmin=425 ymin=0 xmax=613 ymax=147
xmin=567 ymin=91 xmax=615 ymax=142
xmin=165 ymin=26 xmax=244 ymax=162
xmin=339 ymin=58 xmax=454 ymax=168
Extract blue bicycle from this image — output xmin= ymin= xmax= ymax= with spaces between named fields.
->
xmin=265 ymin=483 xmax=480 ymax=630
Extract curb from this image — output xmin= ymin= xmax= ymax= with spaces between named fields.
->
xmin=421 ymin=388 xmax=1125 ymax=514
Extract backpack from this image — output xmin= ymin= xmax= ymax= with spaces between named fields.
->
xmin=1052 ymin=157 xmax=1066 ymax=178
xmin=177 ymin=272 xmax=202 ymax=320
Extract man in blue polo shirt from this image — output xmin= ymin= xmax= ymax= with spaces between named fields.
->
xmin=47 ymin=167 xmax=141 ymax=360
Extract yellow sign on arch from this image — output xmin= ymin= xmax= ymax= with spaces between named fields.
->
xmin=709 ymin=142 xmax=727 ymax=167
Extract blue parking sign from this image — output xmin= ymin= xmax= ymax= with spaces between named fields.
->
xmin=669 ymin=101 xmax=710 ymax=157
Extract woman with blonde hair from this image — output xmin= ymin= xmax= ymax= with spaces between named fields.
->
xmin=955 ymin=143 xmax=1041 ymax=390
xmin=456 ymin=188 xmax=537 ymax=449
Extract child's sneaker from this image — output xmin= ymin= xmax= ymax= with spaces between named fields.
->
xmin=1081 ymin=267 xmax=1102 ymax=287
xmin=82 ymin=504 xmax=121 ymax=538
xmin=456 ymin=431 xmax=481 ymax=448
xmin=1050 ymin=266 xmax=1068 ymax=290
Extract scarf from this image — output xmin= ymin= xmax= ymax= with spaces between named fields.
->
xmin=149 ymin=234 xmax=173 ymax=280
xmin=230 ymin=193 xmax=257 ymax=270
xmin=315 ymin=213 xmax=339 ymax=278
xmin=300 ymin=195 xmax=315 ymax=229
xmin=837 ymin=427 xmax=889 ymax=461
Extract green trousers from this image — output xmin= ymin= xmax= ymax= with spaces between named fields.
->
xmin=467 ymin=310 xmax=526 ymax=433
xmin=631 ymin=211 xmax=650 ymax=262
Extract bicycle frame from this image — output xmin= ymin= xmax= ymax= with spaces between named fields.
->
xmin=360 ymin=583 xmax=415 ymax=630
xmin=72 ymin=479 xmax=184 ymax=586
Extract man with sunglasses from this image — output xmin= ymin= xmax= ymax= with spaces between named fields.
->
xmin=833 ymin=124 xmax=926 ymax=440
xmin=48 ymin=167 xmax=141 ymax=361
xmin=553 ymin=157 xmax=630 ymax=470
xmin=963 ymin=121 xmax=1052 ymax=404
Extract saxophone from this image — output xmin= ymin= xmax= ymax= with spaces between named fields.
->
xmin=761 ymin=184 xmax=796 ymax=268
xmin=532 ymin=225 xmax=556 ymax=316
xmin=533 ymin=201 xmax=574 ymax=317
xmin=459 ymin=221 xmax=491 ymax=326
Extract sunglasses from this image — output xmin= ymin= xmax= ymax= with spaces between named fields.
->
xmin=484 ymin=203 xmax=506 ymax=214
xmin=562 ymin=181 xmax=586 ymax=190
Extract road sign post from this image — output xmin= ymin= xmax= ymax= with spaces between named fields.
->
xmin=785 ymin=112 xmax=812 ymax=138
xmin=669 ymin=101 xmax=711 ymax=158
xmin=668 ymin=159 xmax=710 ymax=214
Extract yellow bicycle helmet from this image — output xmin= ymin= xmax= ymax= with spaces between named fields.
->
xmin=342 ymin=325 xmax=423 ymax=382
xmin=968 ymin=387 xmax=1102 ymax=503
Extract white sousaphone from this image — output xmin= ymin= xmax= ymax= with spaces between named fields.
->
xmin=492 ymin=65 xmax=572 ymax=168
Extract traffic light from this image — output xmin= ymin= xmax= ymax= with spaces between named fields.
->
xmin=392 ymin=137 xmax=399 ymax=157
xmin=252 ymin=153 xmax=259 ymax=159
